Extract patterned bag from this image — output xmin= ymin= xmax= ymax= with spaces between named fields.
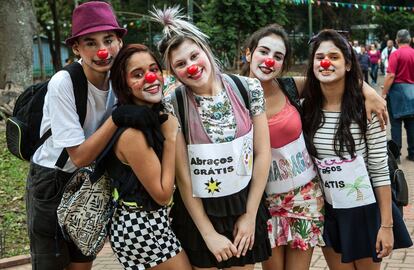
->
xmin=57 ymin=167 xmax=114 ymax=256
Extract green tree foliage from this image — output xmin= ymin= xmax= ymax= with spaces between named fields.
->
xmin=196 ymin=0 xmax=288 ymax=69
xmin=34 ymin=0 xmax=75 ymax=72
xmin=373 ymin=11 xmax=414 ymax=42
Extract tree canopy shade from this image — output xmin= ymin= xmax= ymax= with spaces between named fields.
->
xmin=373 ymin=10 xmax=414 ymax=42
xmin=196 ymin=0 xmax=288 ymax=69
xmin=29 ymin=0 xmax=414 ymax=73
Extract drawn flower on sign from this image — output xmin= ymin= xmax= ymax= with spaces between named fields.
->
xmin=205 ymin=177 xmax=221 ymax=195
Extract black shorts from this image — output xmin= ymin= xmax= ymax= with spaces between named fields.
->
xmin=26 ymin=162 xmax=95 ymax=270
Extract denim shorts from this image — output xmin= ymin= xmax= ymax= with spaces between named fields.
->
xmin=26 ymin=162 xmax=95 ymax=270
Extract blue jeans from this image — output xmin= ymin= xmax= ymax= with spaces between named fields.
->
xmin=370 ymin=63 xmax=378 ymax=84
xmin=388 ymin=99 xmax=414 ymax=159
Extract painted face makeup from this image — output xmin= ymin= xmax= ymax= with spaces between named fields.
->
xmin=320 ymin=59 xmax=331 ymax=70
xmin=126 ymin=52 xmax=163 ymax=105
xmin=187 ymin=64 xmax=199 ymax=76
xmin=249 ymin=34 xmax=286 ymax=82
xmin=264 ymin=58 xmax=275 ymax=68
xmin=170 ymin=39 xmax=212 ymax=90
xmin=313 ymin=41 xmax=347 ymax=84
xmin=75 ymin=31 xmax=122 ymax=72
xmin=97 ymin=49 xmax=108 ymax=59
xmin=144 ymin=72 xmax=157 ymax=84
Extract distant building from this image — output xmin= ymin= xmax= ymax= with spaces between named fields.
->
xmin=350 ymin=24 xmax=379 ymax=45
xmin=33 ymin=36 xmax=70 ymax=78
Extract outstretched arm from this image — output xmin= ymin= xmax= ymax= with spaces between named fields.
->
xmin=381 ymin=73 xmax=395 ymax=98
xmin=295 ymin=76 xmax=388 ymax=129
xmin=67 ymin=117 xmax=117 ymax=167
xmin=293 ymin=76 xmax=306 ymax=97
xmin=362 ymin=82 xmax=388 ymax=130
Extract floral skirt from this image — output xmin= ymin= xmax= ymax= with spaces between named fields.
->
xmin=266 ymin=177 xmax=325 ymax=250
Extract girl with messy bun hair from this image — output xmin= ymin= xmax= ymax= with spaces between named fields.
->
xmin=151 ymin=6 xmax=272 ymax=269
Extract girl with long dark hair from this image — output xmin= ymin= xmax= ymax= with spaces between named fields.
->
xmin=302 ymin=29 xmax=412 ymax=270
xmin=242 ymin=24 xmax=392 ymax=270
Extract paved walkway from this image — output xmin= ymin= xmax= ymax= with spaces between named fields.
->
xmin=3 ymin=77 xmax=414 ymax=269
xmin=93 ymin=142 xmax=414 ymax=270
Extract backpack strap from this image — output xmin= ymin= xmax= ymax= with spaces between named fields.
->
xmin=55 ymin=62 xmax=88 ymax=169
xmin=170 ymin=85 xmax=189 ymax=143
xmin=91 ymin=128 xmax=127 ymax=183
xmin=170 ymin=74 xmax=251 ymax=144
xmin=223 ymin=74 xmax=250 ymax=111
xmin=276 ymin=77 xmax=301 ymax=114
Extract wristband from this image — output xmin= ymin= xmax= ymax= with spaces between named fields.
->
xmin=381 ymin=224 xmax=393 ymax=228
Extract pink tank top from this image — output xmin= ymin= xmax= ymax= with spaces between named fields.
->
xmin=187 ymin=76 xmax=252 ymax=144
xmin=268 ymin=96 xmax=302 ymax=148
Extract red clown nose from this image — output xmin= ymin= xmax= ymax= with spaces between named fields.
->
xmin=97 ymin=49 xmax=108 ymax=59
xmin=264 ymin=58 xmax=275 ymax=68
xmin=320 ymin=59 xmax=331 ymax=69
xmin=144 ymin=72 xmax=157 ymax=84
xmin=187 ymin=65 xmax=199 ymax=75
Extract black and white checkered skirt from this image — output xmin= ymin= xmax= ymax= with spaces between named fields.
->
xmin=110 ymin=205 xmax=182 ymax=270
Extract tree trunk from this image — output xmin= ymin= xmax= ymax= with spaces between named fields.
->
xmin=0 ymin=0 xmax=35 ymax=90
xmin=36 ymin=33 xmax=45 ymax=81
xmin=49 ymin=0 xmax=62 ymax=71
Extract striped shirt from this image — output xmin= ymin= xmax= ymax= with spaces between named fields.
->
xmin=313 ymin=111 xmax=390 ymax=187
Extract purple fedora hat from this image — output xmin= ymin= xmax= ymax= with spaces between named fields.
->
xmin=65 ymin=1 xmax=127 ymax=46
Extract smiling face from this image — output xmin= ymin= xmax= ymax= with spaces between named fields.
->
xmin=248 ymin=34 xmax=286 ymax=82
xmin=169 ymin=39 xmax=212 ymax=91
xmin=313 ymin=41 xmax=349 ymax=85
xmin=73 ymin=31 xmax=123 ymax=74
xmin=126 ymin=52 xmax=163 ymax=106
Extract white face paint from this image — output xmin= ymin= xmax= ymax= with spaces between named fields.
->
xmin=126 ymin=52 xmax=163 ymax=106
xmin=313 ymin=41 xmax=348 ymax=85
xmin=170 ymin=39 xmax=212 ymax=91
xmin=249 ymin=34 xmax=286 ymax=82
xmin=74 ymin=31 xmax=123 ymax=74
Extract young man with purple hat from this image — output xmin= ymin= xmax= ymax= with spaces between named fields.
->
xmin=26 ymin=2 xmax=130 ymax=269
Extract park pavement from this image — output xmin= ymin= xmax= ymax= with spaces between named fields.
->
xmin=91 ymin=132 xmax=414 ymax=270
xmin=3 ymin=76 xmax=414 ymax=269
